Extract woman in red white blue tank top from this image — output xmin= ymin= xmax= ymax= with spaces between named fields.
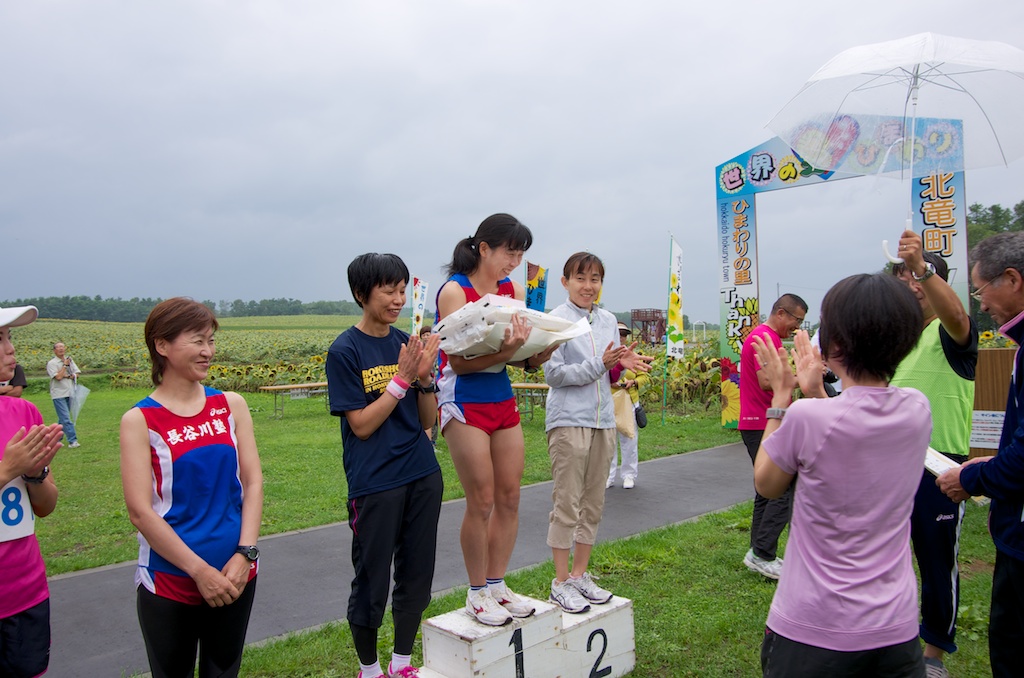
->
xmin=436 ymin=214 xmax=557 ymax=627
xmin=120 ymin=298 xmax=264 ymax=678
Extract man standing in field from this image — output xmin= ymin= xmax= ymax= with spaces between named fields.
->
xmin=890 ymin=230 xmax=977 ymax=678
xmin=938 ymin=231 xmax=1024 ymax=678
xmin=47 ymin=342 xmax=80 ymax=447
xmin=738 ymin=293 xmax=807 ymax=579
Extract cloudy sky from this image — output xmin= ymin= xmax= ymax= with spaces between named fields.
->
xmin=3 ymin=1 xmax=1024 ymax=325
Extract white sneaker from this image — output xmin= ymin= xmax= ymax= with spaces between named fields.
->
xmin=489 ymin=582 xmax=536 ymax=618
xmin=606 ymin=477 xmax=614 ymax=489
xmin=68 ymin=441 xmax=80 ymax=448
xmin=622 ymin=476 xmax=635 ymax=489
xmin=743 ymin=549 xmax=783 ymax=580
xmin=550 ymin=578 xmax=591 ymax=614
xmin=569 ymin=572 xmax=613 ymax=604
xmin=465 ymin=588 xmax=512 ymax=626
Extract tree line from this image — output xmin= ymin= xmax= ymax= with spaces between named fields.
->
xmin=0 ymin=296 xmax=372 ymax=322
xmin=968 ymin=200 xmax=1024 ymax=332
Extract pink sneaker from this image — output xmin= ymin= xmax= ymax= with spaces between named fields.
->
xmin=388 ymin=663 xmax=421 ymax=677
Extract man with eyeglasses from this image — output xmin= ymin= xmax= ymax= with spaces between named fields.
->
xmin=739 ymin=293 xmax=808 ymax=580
xmin=889 ymin=229 xmax=978 ymax=678
xmin=937 ymin=231 xmax=1024 ymax=678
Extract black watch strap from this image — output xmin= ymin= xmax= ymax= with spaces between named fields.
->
xmin=236 ymin=545 xmax=260 ymax=562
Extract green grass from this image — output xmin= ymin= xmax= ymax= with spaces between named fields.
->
xmin=20 ymin=383 xmax=999 ymax=677
xmin=234 ymin=503 xmax=996 ymax=677
xmin=22 ymin=388 xmax=738 ymax=575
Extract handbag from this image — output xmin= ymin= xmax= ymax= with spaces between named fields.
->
xmin=634 ymin=402 xmax=648 ymax=429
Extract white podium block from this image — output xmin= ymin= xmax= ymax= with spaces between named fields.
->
xmin=421 ymin=595 xmax=635 ymax=678
xmin=422 ymin=598 xmax=561 ymax=678
xmin=559 ymin=596 xmax=635 ymax=677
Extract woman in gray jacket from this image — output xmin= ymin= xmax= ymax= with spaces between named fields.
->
xmin=544 ymin=252 xmax=652 ymax=613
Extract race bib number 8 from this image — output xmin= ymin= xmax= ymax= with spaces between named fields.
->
xmin=0 ymin=478 xmax=35 ymax=543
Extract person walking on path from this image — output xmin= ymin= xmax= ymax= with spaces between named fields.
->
xmin=120 ymin=298 xmax=264 ymax=678
xmin=938 ymin=231 xmax=1024 ymax=678
xmin=47 ymin=342 xmax=80 ymax=447
xmin=607 ymin=322 xmax=649 ymax=490
xmin=753 ymin=275 xmax=929 ymax=677
xmin=0 ymin=305 xmax=63 ymax=678
xmin=890 ymin=230 xmax=977 ymax=678
xmin=544 ymin=252 xmax=652 ymax=614
xmin=739 ymin=294 xmax=807 ymax=579
xmin=326 ymin=253 xmax=444 ymax=678
xmin=435 ymin=214 xmax=556 ymax=627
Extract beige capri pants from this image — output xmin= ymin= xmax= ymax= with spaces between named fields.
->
xmin=546 ymin=426 xmax=617 ymax=549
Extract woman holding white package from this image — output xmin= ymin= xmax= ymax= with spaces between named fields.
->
xmin=436 ymin=213 xmax=557 ymax=626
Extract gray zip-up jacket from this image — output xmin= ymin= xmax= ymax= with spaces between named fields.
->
xmin=544 ymin=301 xmax=618 ymax=432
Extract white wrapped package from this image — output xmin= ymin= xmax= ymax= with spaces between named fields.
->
xmin=434 ymin=294 xmax=591 ymax=373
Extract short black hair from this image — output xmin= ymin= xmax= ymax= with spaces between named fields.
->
xmin=347 ymin=253 xmax=409 ymax=308
xmin=817 ymin=273 xmax=922 ymax=383
xmin=891 ymin=251 xmax=950 ymax=282
xmin=771 ymin=293 xmax=808 ymax=315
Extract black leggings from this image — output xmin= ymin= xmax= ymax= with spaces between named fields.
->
xmin=137 ymin=578 xmax=257 ymax=678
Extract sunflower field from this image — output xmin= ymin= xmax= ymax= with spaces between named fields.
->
xmin=12 ymin=317 xmax=362 ymax=392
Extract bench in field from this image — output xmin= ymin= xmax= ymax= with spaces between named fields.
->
xmin=258 ymin=381 xmax=328 ymax=418
xmin=511 ymin=382 xmax=549 ymax=421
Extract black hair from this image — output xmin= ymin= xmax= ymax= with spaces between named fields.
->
xmin=444 ymin=213 xmax=533 ymax=276
xmin=891 ymin=251 xmax=950 ymax=282
xmin=562 ymin=251 xmax=606 ymax=280
xmin=770 ymin=293 xmax=808 ymax=315
xmin=817 ymin=273 xmax=922 ymax=383
xmin=347 ymin=253 xmax=409 ymax=308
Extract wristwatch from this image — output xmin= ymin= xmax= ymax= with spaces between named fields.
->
xmin=765 ymin=408 xmax=787 ymax=420
xmin=412 ymin=380 xmax=440 ymax=394
xmin=523 ymin=357 xmax=539 ymax=374
xmin=22 ymin=466 xmax=49 ymax=484
xmin=236 ymin=545 xmax=260 ymax=562
xmin=911 ymin=262 xmax=936 ymax=282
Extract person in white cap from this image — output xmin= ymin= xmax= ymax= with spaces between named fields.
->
xmin=0 ymin=305 xmax=64 ymax=678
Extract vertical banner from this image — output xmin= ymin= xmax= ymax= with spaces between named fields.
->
xmin=666 ymin=236 xmax=685 ymax=359
xmin=526 ymin=262 xmax=548 ymax=311
xmin=410 ymin=277 xmax=429 ymax=335
xmin=663 ymin=235 xmax=685 ymax=423
xmin=913 ymin=171 xmax=969 ymax=308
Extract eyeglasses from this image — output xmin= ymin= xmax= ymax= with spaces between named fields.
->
xmin=781 ymin=308 xmax=806 ymax=324
xmin=971 ymin=271 xmax=1006 ymax=301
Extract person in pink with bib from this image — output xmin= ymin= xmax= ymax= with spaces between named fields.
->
xmin=0 ymin=304 xmax=63 ymax=678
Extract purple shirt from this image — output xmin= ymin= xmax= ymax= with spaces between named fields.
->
xmin=762 ymin=385 xmax=931 ymax=651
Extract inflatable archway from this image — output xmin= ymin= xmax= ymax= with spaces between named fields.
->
xmin=716 ymin=117 xmax=969 ymax=428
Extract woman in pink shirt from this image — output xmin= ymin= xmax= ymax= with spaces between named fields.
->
xmin=0 ymin=305 xmax=63 ymax=678
xmin=752 ymin=274 xmax=931 ymax=678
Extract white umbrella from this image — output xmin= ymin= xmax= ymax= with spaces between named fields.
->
xmin=768 ymin=32 xmax=1024 ymax=261
xmin=70 ymin=382 xmax=90 ymax=424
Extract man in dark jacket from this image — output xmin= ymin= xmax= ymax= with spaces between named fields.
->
xmin=938 ymin=231 xmax=1024 ymax=678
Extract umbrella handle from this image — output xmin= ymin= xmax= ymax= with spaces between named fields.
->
xmin=882 ymin=240 xmax=904 ymax=264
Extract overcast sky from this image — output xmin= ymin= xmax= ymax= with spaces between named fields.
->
xmin=3 ymin=1 xmax=1024 ymax=325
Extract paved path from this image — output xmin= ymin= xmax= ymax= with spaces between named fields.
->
xmin=46 ymin=442 xmax=752 ymax=677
